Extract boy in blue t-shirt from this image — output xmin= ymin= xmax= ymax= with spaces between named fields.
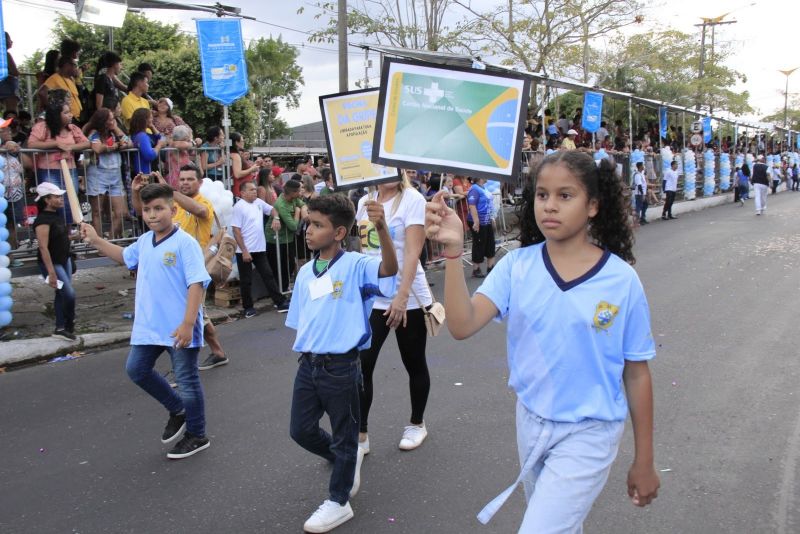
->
xmin=80 ymin=184 xmax=212 ymax=460
xmin=286 ymin=194 xmax=397 ymax=533
xmin=467 ymin=176 xmax=496 ymax=278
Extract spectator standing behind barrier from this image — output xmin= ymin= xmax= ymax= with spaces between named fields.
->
xmin=751 ymin=155 xmax=770 ymax=216
xmin=129 ymin=108 xmax=166 ymax=176
xmin=121 ymin=72 xmax=151 ymax=131
xmin=200 ymin=126 xmax=226 ymax=182
xmin=356 ymin=175 xmax=433 ymax=455
xmin=266 ymin=179 xmax=306 ymax=293
xmin=80 ymin=184 xmax=212 ymax=460
xmin=0 ymin=33 xmax=20 ymax=113
xmin=86 ymin=108 xmax=129 ymax=239
xmin=137 ymin=63 xmax=157 ymax=106
xmin=166 ymin=125 xmax=195 ymax=189
xmin=257 ymin=161 xmax=281 ymax=205
xmin=229 ymin=132 xmax=261 ymax=197
xmin=39 ymin=57 xmax=82 ymax=122
xmin=131 ymin=164 xmax=230 ymax=371
xmin=661 ymin=160 xmax=679 ymax=220
xmin=230 ymin=181 xmax=289 ymax=318
xmin=561 ymin=129 xmax=578 ymax=150
xmin=152 ymin=98 xmax=186 ymax=138
xmin=91 ymin=51 xmax=124 ymax=115
xmin=33 ymin=183 xmax=77 ymax=341
xmin=1 ymin=127 xmax=25 ymax=259
xmin=467 ymin=176 xmax=496 ymax=278
xmin=27 ymin=100 xmax=90 ymax=225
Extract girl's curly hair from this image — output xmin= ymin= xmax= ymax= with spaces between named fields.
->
xmin=518 ymin=151 xmax=635 ymax=264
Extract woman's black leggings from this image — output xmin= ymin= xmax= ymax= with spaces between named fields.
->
xmin=359 ymin=307 xmax=430 ymax=433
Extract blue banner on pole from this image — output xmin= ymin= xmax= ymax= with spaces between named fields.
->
xmin=581 ymin=92 xmax=603 ymax=133
xmin=658 ymin=107 xmax=667 ymax=140
xmin=796 ymin=132 xmax=800 ymax=149
xmin=196 ymin=18 xmax=248 ymax=106
xmin=702 ymin=117 xmax=712 ymax=144
xmin=0 ymin=0 xmax=7 ymax=81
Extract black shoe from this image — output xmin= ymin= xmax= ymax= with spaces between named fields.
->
xmin=244 ymin=308 xmax=257 ymax=319
xmin=161 ymin=412 xmax=186 ymax=443
xmin=472 ymin=270 xmax=485 ymax=279
xmin=668 ymin=215 xmax=678 ymax=220
xmin=661 ymin=215 xmax=668 ymax=220
xmin=52 ymin=329 xmax=76 ymax=341
xmin=199 ymin=354 xmax=229 ymax=370
xmin=274 ymin=301 xmax=290 ymax=313
xmin=639 ymin=219 xmax=649 ymax=225
xmin=167 ymin=432 xmax=210 ymax=459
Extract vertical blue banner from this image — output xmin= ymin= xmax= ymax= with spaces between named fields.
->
xmin=196 ymin=18 xmax=248 ymax=106
xmin=658 ymin=107 xmax=667 ymax=140
xmin=0 ymin=0 xmax=7 ymax=80
xmin=581 ymin=92 xmax=603 ymax=133
xmin=702 ymin=117 xmax=712 ymax=143
xmin=796 ymin=132 xmax=800 ymax=149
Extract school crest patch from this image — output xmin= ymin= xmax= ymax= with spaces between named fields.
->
xmin=163 ymin=251 xmax=177 ymax=267
xmin=332 ymin=280 xmax=344 ymax=299
xmin=592 ymin=301 xmax=619 ymax=331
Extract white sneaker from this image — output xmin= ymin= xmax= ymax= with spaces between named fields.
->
xmin=358 ymin=436 xmax=370 ymax=455
xmin=303 ymin=500 xmax=354 ymax=533
xmin=350 ymin=447 xmax=364 ymax=498
xmin=398 ymin=422 xmax=428 ymax=451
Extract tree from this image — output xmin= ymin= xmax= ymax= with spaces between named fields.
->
xmin=51 ymin=13 xmax=188 ymax=73
xmin=246 ymin=37 xmax=304 ymax=143
xmin=596 ymin=30 xmax=752 ymax=116
xmin=305 ymin=0 xmax=460 ymax=51
xmin=762 ymin=96 xmax=800 ymax=131
xmin=138 ymin=46 xmax=258 ymax=142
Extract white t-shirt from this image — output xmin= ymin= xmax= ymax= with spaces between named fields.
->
xmin=230 ymin=198 xmax=273 ymax=253
xmin=664 ymin=169 xmax=679 ymax=192
xmin=596 ymin=127 xmax=609 ymax=143
xmin=356 ymin=188 xmax=432 ymax=310
xmin=314 ymin=181 xmax=325 ymax=194
xmin=633 ymin=171 xmax=647 ymax=195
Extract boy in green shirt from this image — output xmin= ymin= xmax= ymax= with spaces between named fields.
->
xmin=266 ymin=179 xmax=306 ymax=292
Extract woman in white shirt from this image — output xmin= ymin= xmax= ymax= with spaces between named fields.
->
xmin=356 ymin=172 xmax=433 ymax=453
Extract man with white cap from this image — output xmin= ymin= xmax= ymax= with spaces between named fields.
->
xmin=561 ymin=129 xmax=578 ymax=150
xmin=33 ymin=182 xmax=78 ymax=341
xmin=751 ymin=155 xmax=770 ymax=215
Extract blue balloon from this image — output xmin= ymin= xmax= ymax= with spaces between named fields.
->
xmin=0 ymin=183 xmax=5 ymax=197
xmin=0 ymin=310 xmax=11 ymax=327
xmin=0 ymin=296 xmax=12 ymax=311
xmin=0 ymin=282 xmax=11 ymax=296
xmin=0 ymin=197 xmax=6 ymax=212
xmin=0 ymin=213 xmax=6 ymax=227
xmin=0 ymin=227 xmax=7 ymax=241
xmin=0 ymin=242 xmax=9 ymax=256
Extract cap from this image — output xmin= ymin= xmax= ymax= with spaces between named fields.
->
xmin=35 ymin=182 xmax=66 ymax=201
xmin=162 ymin=97 xmax=173 ymax=111
xmin=567 ymin=129 xmax=578 ymax=136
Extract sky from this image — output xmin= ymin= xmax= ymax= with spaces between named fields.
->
xmin=4 ymin=0 xmax=798 ymax=129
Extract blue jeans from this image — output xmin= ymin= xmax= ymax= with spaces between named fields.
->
xmin=126 ymin=345 xmax=206 ymax=437
xmin=38 ymin=260 xmax=75 ymax=330
xmin=478 ymin=400 xmax=624 ymax=532
xmin=39 ymin=168 xmax=80 ymax=225
xmin=289 ymin=352 xmax=362 ymax=505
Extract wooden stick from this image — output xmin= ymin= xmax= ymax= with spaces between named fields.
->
xmin=60 ymin=159 xmax=83 ymax=224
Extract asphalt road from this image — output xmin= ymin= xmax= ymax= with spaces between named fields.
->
xmin=2 ymin=193 xmax=800 ymax=534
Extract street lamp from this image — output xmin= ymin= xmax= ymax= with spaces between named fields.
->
xmin=779 ymin=68 xmax=799 ymax=128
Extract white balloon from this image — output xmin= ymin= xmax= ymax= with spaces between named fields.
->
xmin=0 ymin=256 xmax=8 ymax=268
xmin=0 ymin=267 xmax=10 ymax=283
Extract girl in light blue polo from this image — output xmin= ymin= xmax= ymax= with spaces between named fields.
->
xmin=426 ymin=151 xmax=660 ymax=532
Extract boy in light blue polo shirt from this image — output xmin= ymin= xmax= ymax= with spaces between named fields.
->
xmin=81 ymin=183 xmax=211 ymax=460
xmin=286 ymin=194 xmax=397 ymax=533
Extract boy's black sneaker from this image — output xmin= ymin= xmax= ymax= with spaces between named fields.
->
xmin=199 ymin=354 xmax=229 ymax=370
xmin=167 ymin=433 xmax=210 ymax=459
xmin=275 ymin=301 xmax=290 ymax=313
xmin=53 ymin=329 xmax=77 ymax=341
xmin=244 ymin=308 xmax=257 ymax=319
xmin=161 ymin=412 xmax=186 ymax=443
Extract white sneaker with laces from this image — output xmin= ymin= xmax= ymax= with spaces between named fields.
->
xmin=398 ymin=422 xmax=428 ymax=451
xmin=303 ymin=500 xmax=354 ymax=533
xmin=358 ymin=436 xmax=370 ymax=455
xmin=349 ymin=447 xmax=364 ymax=498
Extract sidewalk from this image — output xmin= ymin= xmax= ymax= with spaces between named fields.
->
xmin=0 ymin=264 xmax=275 ymax=369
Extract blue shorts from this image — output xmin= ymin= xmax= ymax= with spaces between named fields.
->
xmin=4 ymin=196 xmax=26 ymax=225
xmin=87 ymin=166 xmax=124 ymax=197
xmin=0 ymin=76 xmax=19 ymax=99
xmin=478 ymin=400 xmax=624 ymax=532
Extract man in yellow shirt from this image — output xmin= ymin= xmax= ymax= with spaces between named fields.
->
xmin=121 ymin=71 xmax=152 ymax=130
xmin=39 ymin=57 xmax=81 ymax=119
xmin=561 ymin=129 xmax=578 ymax=150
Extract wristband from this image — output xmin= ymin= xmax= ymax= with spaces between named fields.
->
xmin=442 ymin=251 xmax=463 ymax=260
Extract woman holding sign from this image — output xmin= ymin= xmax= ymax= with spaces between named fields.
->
xmin=356 ymin=172 xmax=433 ymax=454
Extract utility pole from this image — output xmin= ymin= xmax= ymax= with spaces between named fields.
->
xmin=338 ymin=0 xmax=348 ymax=92
xmin=694 ymin=15 xmax=736 ymax=111
xmin=363 ymin=48 xmax=371 ymax=88
xmin=780 ymin=68 xmax=799 ymax=128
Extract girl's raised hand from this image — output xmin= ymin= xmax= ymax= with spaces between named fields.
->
xmin=425 ymin=191 xmax=463 ymax=256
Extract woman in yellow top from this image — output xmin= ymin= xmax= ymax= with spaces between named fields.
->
xmin=39 ymin=57 xmax=82 ymax=120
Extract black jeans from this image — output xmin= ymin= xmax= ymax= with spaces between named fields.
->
xmin=267 ymin=241 xmax=295 ymax=293
xmin=290 ymin=351 xmax=361 ymax=505
xmin=662 ymin=190 xmax=676 ymax=217
xmin=235 ymin=251 xmax=285 ymax=310
xmin=359 ymin=307 xmax=430 ymax=433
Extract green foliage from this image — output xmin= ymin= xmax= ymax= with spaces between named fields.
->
xmin=138 ymin=46 xmax=257 ymax=141
xmin=50 ymin=13 xmax=187 ymax=72
xmin=19 ymin=49 xmax=45 ymax=75
xmin=762 ymin=96 xmax=800 ymax=130
xmin=246 ymin=37 xmax=304 ymax=143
